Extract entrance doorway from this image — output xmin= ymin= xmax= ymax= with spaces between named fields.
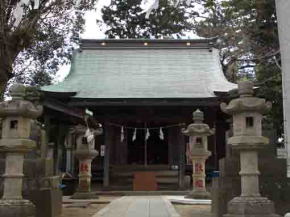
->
xmin=127 ymin=127 xmax=168 ymax=165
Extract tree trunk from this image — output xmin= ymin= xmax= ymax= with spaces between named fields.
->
xmin=0 ymin=38 xmax=14 ymax=98
xmin=0 ymin=35 xmax=21 ymax=99
xmin=0 ymin=53 xmax=11 ymax=99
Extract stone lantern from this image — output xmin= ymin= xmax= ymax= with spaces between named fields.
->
xmin=0 ymin=84 xmax=42 ymax=217
xmin=221 ymin=81 xmax=280 ymax=217
xmin=72 ymin=124 xmax=102 ymax=199
xmin=182 ymin=109 xmax=214 ymax=199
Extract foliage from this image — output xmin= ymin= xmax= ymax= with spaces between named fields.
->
xmin=0 ymin=0 xmax=96 ymax=94
xmin=99 ymin=0 xmax=196 ymax=39
xmin=194 ymin=0 xmax=282 ymax=137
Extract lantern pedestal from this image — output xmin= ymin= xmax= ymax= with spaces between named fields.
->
xmin=71 ymin=192 xmax=99 ymax=200
xmin=0 ymin=200 xmax=35 ymax=217
xmin=185 ymin=153 xmax=211 ymax=199
xmin=185 ymin=190 xmax=211 ymax=199
xmin=71 ymin=125 xmax=100 ymax=199
xmin=72 ymin=150 xmax=98 ymax=199
xmin=224 ymin=197 xmax=279 ymax=217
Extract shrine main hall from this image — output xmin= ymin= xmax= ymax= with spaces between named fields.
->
xmin=41 ymin=39 xmax=236 ymax=190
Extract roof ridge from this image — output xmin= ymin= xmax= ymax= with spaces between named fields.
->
xmin=79 ymin=38 xmax=216 ymax=50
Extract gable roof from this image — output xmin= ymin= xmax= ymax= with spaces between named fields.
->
xmin=42 ymin=39 xmax=236 ymax=99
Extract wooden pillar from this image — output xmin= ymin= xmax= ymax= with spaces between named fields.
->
xmin=44 ymin=115 xmax=58 ymax=173
xmin=40 ymin=129 xmax=48 ymax=159
xmin=168 ymin=128 xmax=179 ymax=166
xmin=52 ymin=123 xmax=68 ymax=174
xmin=168 ymin=129 xmax=173 ymax=166
xmin=168 ymin=126 xmax=186 ymax=189
xmin=103 ymin=123 xmax=111 ymax=187
xmin=121 ymin=128 xmax=128 ymax=164
xmin=178 ymin=126 xmax=186 ymax=189
xmin=65 ymin=132 xmax=73 ymax=173
xmin=111 ymin=125 xmax=127 ymax=165
xmin=205 ymin=107 xmax=218 ymax=170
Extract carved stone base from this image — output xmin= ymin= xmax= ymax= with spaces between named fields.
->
xmin=185 ymin=190 xmax=211 ymax=199
xmin=0 ymin=199 xmax=35 ymax=217
xmin=223 ymin=196 xmax=281 ymax=217
xmin=71 ymin=192 xmax=99 ymax=199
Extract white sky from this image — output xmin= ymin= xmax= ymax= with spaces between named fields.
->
xmin=81 ymin=0 xmax=111 ymax=39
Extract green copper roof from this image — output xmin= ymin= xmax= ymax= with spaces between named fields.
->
xmin=42 ymin=39 xmax=236 ymax=99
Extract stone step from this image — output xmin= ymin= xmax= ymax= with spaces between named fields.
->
xmin=110 ymin=177 xmax=179 ymax=185
xmin=110 ymin=174 xmax=179 ymax=186
xmin=110 ymin=165 xmax=170 ymax=171
xmin=111 ymin=170 xmax=178 ymax=177
xmin=158 ymin=177 xmax=179 ymax=184
xmin=92 ymin=191 xmax=189 ymax=196
xmin=110 ymin=165 xmax=180 ymax=190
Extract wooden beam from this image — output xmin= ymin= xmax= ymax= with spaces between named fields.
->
xmin=43 ymin=99 xmax=84 ymax=119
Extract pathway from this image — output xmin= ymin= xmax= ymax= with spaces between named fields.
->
xmin=93 ymin=196 xmax=180 ymax=217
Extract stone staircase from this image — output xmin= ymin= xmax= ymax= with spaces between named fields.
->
xmin=109 ymin=165 xmax=179 ymax=191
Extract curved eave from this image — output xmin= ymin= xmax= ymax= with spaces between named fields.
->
xmin=41 ymin=90 xmax=77 ymax=99
xmin=67 ymin=97 xmax=221 ymax=107
xmin=214 ymin=89 xmax=236 ymax=96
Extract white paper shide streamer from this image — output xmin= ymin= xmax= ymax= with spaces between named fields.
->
xmin=145 ymin=128 xmax=150 ymax=141
xmin=85 ymin=128 xmax=95 ymax=147
xmin=132 ymin=128 xmax=137 ymax=141
xmin=140 ymin=0 xmax=191 ymax=18
xmin=159 ymin=128 xmax=164 ymax=140
xmin=13 ymin=0 xmax=30 ymax=27
xmin=33 ymin=0 xmax=40 ymax=9
xmin=12 ymin=0 xmax=86 ymax=27
xmin=74 ymin=0 xmax=82 ymax=7
xmin=140 ymin=0 xmax=159 ymax=19
xmin=121 ymin=126 xmax=125 ymax=142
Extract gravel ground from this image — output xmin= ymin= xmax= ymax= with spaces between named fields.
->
xmin=174 ymin=204 xmax=212 ymax=217
xmin=61 ymin=196 xmax=119 ymax=217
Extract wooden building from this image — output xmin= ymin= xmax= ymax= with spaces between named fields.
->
xmin=41 ymin=39 xmax=237 ymax=190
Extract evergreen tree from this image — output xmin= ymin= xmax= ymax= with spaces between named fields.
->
xmin=100 ymin=0 xmax=195 ymax=39
xmin=0 ymin=0 xmax=96 ymax=95
xmin=195 ymin=0 xmax=282 ymax=138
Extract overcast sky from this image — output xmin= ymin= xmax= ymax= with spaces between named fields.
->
xmin=81 ymin=0 xmax=111 ymax=39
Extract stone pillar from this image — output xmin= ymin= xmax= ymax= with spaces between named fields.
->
xmin=182 ymin=109 xmax=214 ymax=199
xmin=275 ymin=0 xmax=290 ymax=176
xmin=71 ymin=125 xmax=102 ymax=199
xmin=221 ymin=81 xmax=280 ymax=217
xmin=0 ymin=84 xmax=42 ymax=217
